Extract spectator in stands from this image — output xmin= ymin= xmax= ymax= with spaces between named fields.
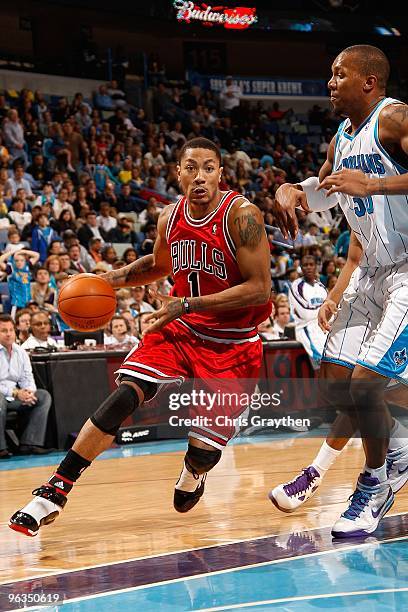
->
xmin=273 ymin=303 xmax=291 ymax=338
xmin=327 ymin=274 xmax=338 ymax=291
xmin=130 ymin=286 xmax=155 ymax=315
xmin=58 ymin=252 xmax=71 ymax=274
xmin=8 ymin=199 xmax=31 ymax=232
xmin=320 ymin=259 xmax=337 ymax=287
xmin=88 ymin=237 xmax=103 ymax=265
xmin=104 ymin=315 xmax=138 ymax=346
xmin=77 ymin=211 xmax=105 ymax=247
xmin=27 ymin=153 xmax=48 ymax=185
xmin=123 ymin=247 xmax=138 ymax=264
xmin=0 ymin=314 xmax=53 ymax=457
xmin=96 ymin=202 xmax=117 ymax=235
xmin=92 ymin=153 xmax=118 ymax=192
xmin=67 ymin=243 xmax=91 ymax=274
xmin=335 ymin=229 xmax=350 ymax=258
xmin=2 ymin=109 xmax=27 ymax=166
xmin=107 ymin=80 xmax=127 ymax=109
xmin=107 ymin=217 xmax=137 ymax=245
xmin=72 ymin=185 xmax=89 ymax=217
xmin=30 ymin=267 xmax=56 ymax=311
xmin=53 ymin=187 xmax=76 ymax=219
xmin=219 ymin=76 xmax=241 ymax=113
xmin=94 ymin=84 xmax=115 ymax=111
xmin=14 ymin=309 xmax=31 ymax=345
xmin=139 ymin=223 xmax=158 ymax=256
xmin=303 ymin=223 xmax=320 ymax=247
xmin=144 ymin=143 xmax=165 ymax=168
xmin=121 ymin=309 xmax=138 ymax=338
xmin=0 ymin=249 xmax=39 ymax=314
xmin=116 ymin=289 xmax=133 ymax=313
xmin=5 ymin=164 xmax=34 ymax=200
xmin=31 ymin=214 xmax=61 ymax=263
xmin=21 ymin=311 xmax=58 ymax=351
xmin=269 ymin=102 xmax=288 ymax=121
xmin=53 ymin=209 xmax=77 ymax=235
xmin=44 ymin=255 xmax=61 ymax=288
xmin=62 ymin=122 xmax=87 ymax=171
xmin=289 ymin=255 xmax=327 ymax=369
xmin=4 ymin=225 xmax=26 ymax=253
xmin=34 ymin=183 xmax=55 ymax=208
xmin=101 ymin=245 xmax=117 ymax=270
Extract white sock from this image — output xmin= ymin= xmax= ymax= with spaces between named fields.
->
xmin=175 ymin=462 xmax=202 ymax=492
xmin=312 ymin=441 xmax=342 ymax=474
xmin=364 ymin=462 xmax=387 ymax=484
xmin=389 ymin=418 xmax=408 ymax=451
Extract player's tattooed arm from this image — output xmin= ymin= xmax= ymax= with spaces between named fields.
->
xmin=233 ymin=210 xmax=263 ymax=248
xmin=187 ymin=201 xmax=271 ymax=314
xmin=101 ymin=206 xmax=174 ymax=288
xmin=371 ymin=103 xmax=408 ymax=195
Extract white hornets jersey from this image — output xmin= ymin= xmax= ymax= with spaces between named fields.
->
xmin=334 ymin=97 xmax=408 ymax=267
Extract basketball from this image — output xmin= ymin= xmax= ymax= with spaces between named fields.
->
xmin=58 ymin=273 xmax=116 ymax=332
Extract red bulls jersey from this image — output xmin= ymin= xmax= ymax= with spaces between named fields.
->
xmin=166 ymin=190 xmax=271 ymax=343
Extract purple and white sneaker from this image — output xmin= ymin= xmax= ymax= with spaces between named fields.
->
xmin=269 ymin=466 xmax=322 ymax=513
xmin=386 ymin=444 xmax=408 ymax=493
xmin=331 ymin=472 xmax=394 ymax=539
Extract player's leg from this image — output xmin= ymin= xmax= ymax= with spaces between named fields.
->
xmin=174 ymin=437 xmax=222 ymax=513
xmin=173 ymin=335 xmax=263 ymax=513
xmin=331 ymin=278 xmax=408 ymax=537
xmin=331 ymin=365 xmax=394 ymax=538
xmin=269 ymin=361 xmax=355 ymax=512
xmin=9 ymin=378 xmax=152 ymax=536
xmin=9 ymin=322 xmax=189 ymax=536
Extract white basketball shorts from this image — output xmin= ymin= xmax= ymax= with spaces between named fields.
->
xmin=322 ymin=264 xmax=408 ymax=383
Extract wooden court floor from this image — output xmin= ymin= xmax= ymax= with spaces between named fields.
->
xmin=1 ymin=436 xmax=407 ymax=586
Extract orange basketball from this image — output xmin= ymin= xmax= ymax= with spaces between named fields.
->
xmin=58 ymin=273 xmax=116 ymax=332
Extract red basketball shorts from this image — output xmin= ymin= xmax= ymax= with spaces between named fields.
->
xmin=116 ymin=319 xmax=263 ymax=449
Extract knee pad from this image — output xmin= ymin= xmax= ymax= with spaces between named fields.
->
xmin=91 ymin=384 xmax=140 ymax=435
xmin=120 ymin=375 xmax=157 ymax=402
xmin=185 ymin=443 xmax=222 ymax=476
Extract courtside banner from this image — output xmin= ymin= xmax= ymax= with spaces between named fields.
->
xmin=186 ymin=71 xmax=328 ymax=98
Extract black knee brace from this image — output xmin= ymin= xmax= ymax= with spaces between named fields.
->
xmin=91 ymin=384 xmax=140 ymax=435
xmin=185 ymin=443 xmax=222 ymax=476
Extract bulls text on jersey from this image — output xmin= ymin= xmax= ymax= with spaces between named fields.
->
xmin=171 ymin=239 xmax=227 ymax=280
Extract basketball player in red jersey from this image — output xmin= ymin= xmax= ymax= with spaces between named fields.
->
xmin=9 ymin=137 xmax=272 ymax=536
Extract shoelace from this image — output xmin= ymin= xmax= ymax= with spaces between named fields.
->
xmin=283 ymin=467 xmax=319 ymax=497
xmin=343 ymin=488 xmax=374 ymax=519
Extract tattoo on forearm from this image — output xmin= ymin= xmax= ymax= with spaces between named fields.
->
xmin=234 ymin=213 xmax=263 ymax=248
xmin=378 ymin=177 xmax=388 ymax=195
xmin=387 ymin=105 xmax=408 ymax=128
xmin=107 ymin=255 xmax=154 ymax=285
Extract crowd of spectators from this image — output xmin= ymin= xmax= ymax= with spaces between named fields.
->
xmin=0 ymin=75 xmax=351 ymax=344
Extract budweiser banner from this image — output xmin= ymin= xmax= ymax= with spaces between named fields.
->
xmin=173 ymin=1 xmax=258 ymax=29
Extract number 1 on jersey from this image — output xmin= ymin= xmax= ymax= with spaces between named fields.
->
xmin=188 ymin=271 xmax=201 ymax=297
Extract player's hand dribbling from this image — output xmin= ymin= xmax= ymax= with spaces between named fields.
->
xmin=318 ymin=299 xmax=338 ymax=332
xmin=317 ymin=169 xmax=370 ymax=197
xmin=272 ymin=184 xmax=311 ymax=239
xmin=142 ymin=290 xmax=183 ymax=335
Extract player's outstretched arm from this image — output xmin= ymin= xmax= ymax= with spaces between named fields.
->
xmin=143 ymin=201 xmax=271 ymax=334
xmin=318 ymin=231 xmax=363 ymax=332
xmin=319 ymin=103 xmax=408 ymax=197
xmin=101 ymin=206 xmax=174 ymax=288
xmin=272 ymin=136 xmax=337 ymax=239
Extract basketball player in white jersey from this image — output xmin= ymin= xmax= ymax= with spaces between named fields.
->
xmin=289 ymin=255 xmax=327 ymax=369
xmin=269 ymin=44 xmax=408 ymax=538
